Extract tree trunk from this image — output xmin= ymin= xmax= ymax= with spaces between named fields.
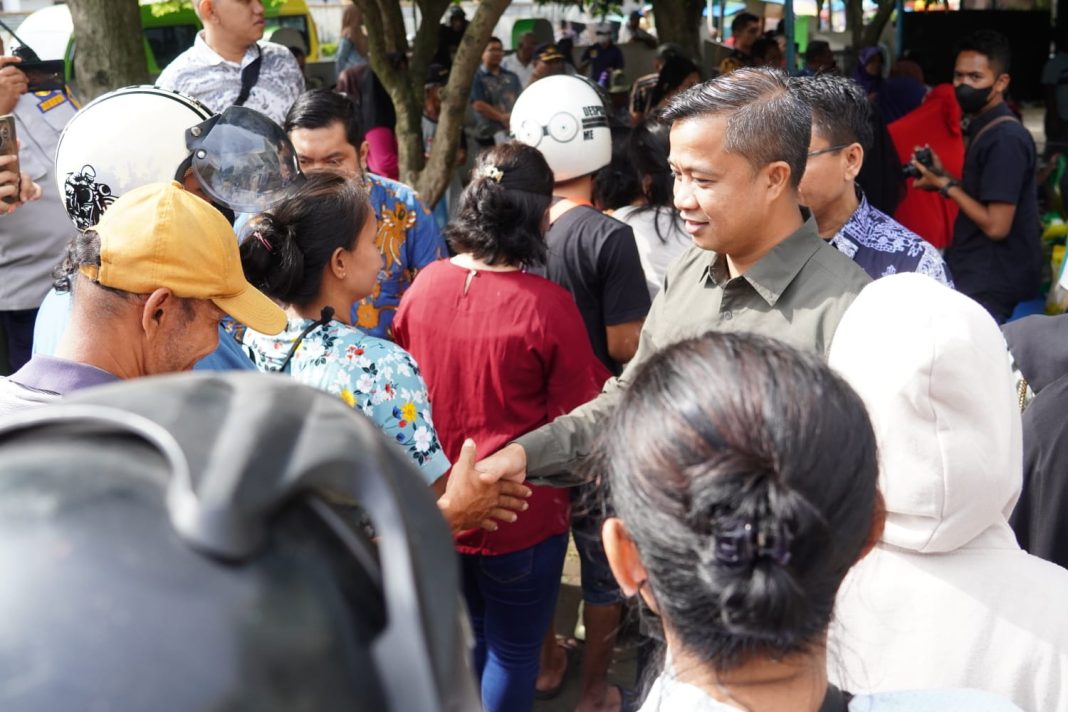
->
xmin=845 ymin=0 xmax=865 ymax=50
xmin=652 ymin=0 xmax=703 ymax=63
xmin=416 ymin=0 xmax=510 ymax=207
xmin=359 ymin=0 xmax=510 ymax=207
xmin=67 ymin=0 xmax=149 ymax=101
xmin=861 ymin=0 xmax=898 ymax=47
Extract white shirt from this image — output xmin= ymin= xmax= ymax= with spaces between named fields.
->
xmin=156 ymin=32 xmax=304 ymax=125
xmin=501 ymin=53 xmax=535 ymax=89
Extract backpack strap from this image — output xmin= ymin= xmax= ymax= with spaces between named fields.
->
xmin=234 ymin=44 xmax=263 ymax=107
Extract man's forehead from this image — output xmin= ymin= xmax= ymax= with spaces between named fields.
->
xmin=289 ymin=122 xmax=352 ymax=151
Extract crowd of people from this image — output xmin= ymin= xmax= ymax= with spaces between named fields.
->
xmin=0 ymin=1 xmax=1064 ymax=710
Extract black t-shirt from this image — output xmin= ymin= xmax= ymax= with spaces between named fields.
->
xmin=945 ymin=103 xmax=1042 ymax=313
xmin=531 ymin=205 xmax=651 ymax=376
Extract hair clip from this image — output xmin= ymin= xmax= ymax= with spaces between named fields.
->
xmin=712 ymin=517 xmax=793 ymax=569
xmin=476 ymin=164 xmax=504 ymax=183
xmin=251 ymin=230 xmax=273 ymax=253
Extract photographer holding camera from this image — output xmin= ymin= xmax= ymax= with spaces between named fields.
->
xmin=0 ymin=42 xmax=72 ymax=372
xmin=909 ymin=30 xmax=1041 ymax=324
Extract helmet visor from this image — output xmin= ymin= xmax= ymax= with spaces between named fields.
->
xmin=185 ymin=106 xmax=301 ymax=213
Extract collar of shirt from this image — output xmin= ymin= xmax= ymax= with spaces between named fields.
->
xmin=193 ymin=31 xmax=260 ymax=69
xmin=10 ymin=355 xmax=120 ymax=397
xmin=836 ymin=184 xmax=872 ymax=239
xmin=706 ymin=210 xmax=823 ymax=307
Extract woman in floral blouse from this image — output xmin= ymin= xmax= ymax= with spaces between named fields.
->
xmin=238 ymin=171 xmax=529 ymax=532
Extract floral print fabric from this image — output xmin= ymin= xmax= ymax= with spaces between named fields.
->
xmin=242 ymin=317 xmax=450 ymax=483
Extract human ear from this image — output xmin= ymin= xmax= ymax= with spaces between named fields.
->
xmin=141 ymin=288 xmax=174 ymax=337
xmin=995 ymin=72 xmax=1011 ymax=95
xmin=763 ymin=161 xmax=792 ymax=201
xmin=359 ymin=141 xmax=371 ymax=173
xmin=330 ymin=246 xmax=348 ymax=280
xmin=602 ymin=517 xmax=650 ymax=598
xmin=844 ymin=143 xmax=864 ymax=182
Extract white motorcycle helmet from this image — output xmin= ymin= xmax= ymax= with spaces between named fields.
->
xmin=510 ymin=75 xmax=611 ymax=182
xmin=55 ymin=86 xmax=300 ymax=230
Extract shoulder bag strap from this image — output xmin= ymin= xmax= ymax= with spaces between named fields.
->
xmin=818 ymin=683 xmax=855 ymax=712
xmin=234 ymin=44 xmax=263 ymax=107
xmin=965 ymin=114 xmax=1017 ymax=156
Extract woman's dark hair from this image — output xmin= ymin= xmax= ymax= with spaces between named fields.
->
xmin=445 ymin=141 xmax=553 ymax=268
xmin=593 ymin=126 xmax=641 ymax=211
xmin=650 ymin=55 xmax=700 ymax=108
xmin=626 ymin=118 xmax=683 ymax=243
xmin=241 ymin=171 xmax=373 ymax=307
xmin=594 ymin=332 xmax=878 ymax=675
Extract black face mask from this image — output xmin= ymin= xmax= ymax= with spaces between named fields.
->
xmin=955 ymin=82 xmax=995 ymax=115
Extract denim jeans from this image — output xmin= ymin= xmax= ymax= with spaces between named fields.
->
xmin=461 ymin=532 xmax=568 ymax=712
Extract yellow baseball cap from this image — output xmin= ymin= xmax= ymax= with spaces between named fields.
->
xmin=81 ymin=181 xmax=287 ymax=335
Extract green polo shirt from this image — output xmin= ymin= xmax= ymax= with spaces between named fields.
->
xmin=517 ymin=212 xmax=871 ymax=482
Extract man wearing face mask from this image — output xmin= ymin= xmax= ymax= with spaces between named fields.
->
xmin=909 ymin=30 xmax=1040 ymax=324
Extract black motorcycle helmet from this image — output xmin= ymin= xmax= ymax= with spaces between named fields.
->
xmin=0 ymin=373 xmax=480 ymax=711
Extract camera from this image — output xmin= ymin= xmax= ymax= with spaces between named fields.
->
xmin=903 ymin=146 xmax=935 ymax=179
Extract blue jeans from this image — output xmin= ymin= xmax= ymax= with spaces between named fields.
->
xmin=461 ymin=533 xmax=568 ymax=712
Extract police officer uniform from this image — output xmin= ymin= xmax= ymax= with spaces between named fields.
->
xmin=0 ymin=88 xmax=77 ymax=371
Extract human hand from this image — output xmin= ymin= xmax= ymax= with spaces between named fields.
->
xmin=439 ymin=439 xmax=532 ymax=533
xmin=0 ymin=152 xmax=39 ymax=215
xmin=909 ymin=145 xmax=950 ymax=192
xmin=0 ymin=57 xmax=27 ymax=115
xmin=475 ymin=442 xmax=527 ymax=484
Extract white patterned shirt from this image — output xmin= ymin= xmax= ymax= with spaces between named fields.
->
xmin=156 ymin=32 xmax=304 ymax=125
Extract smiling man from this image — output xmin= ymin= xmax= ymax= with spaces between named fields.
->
xmin=476 ymin=68 xmax=870 ymax=486
xmin=157 ymin=0 xmax=304 ymax=124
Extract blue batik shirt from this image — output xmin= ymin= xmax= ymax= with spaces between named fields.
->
xmin=356 ymin=174 xmax=447 ymax=340
xmin=830 ymin=188 xmax=954 ymax=288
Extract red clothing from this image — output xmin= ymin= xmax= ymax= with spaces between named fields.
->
xmin=888 ymin=83 xmax=965 ymax=250
xmin=394 ymin=260 xmax=610 ymax=556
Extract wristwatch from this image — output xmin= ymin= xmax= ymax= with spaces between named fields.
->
xmin=939 ymin=179 xmax=959 ymax=198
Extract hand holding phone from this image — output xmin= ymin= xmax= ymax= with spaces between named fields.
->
xmin=0 ymin=58 xmax=27 ymax=115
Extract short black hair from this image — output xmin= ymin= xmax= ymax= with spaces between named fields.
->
xmin=446 ymin=142 xmax=554 ymax=268
xmin=955 ymin=29 xmax=1011 ymax=75
xmin=285 ymin=89 xmax=364 ymax=149
xmin=788 ymin=74 xmax=873 ymax=151
xmin=661 ymin=68 xmax=811 ymax=188
xmin=804 ymin=40 xmax=831 ymax=64
xmin=731 ymin=12 xmax=759 ymax=33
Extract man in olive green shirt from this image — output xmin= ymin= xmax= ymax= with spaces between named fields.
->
xmin=479 ymin=68 xmax=871 ymax=484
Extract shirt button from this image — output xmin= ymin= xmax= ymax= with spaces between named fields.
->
xmin=723 ymin=310 xmax=733 ymax=320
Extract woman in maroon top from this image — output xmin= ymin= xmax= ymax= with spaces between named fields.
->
xmin=394 ymin=142 xmax=609 ymax=712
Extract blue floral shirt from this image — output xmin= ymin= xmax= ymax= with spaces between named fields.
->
xmin=830 ymin=189 xmax=954 ymax=288
xmin=357 ymin=175 xmax=447 ymax=340
xmin=241 ymin=317 xmax=450 ymax=484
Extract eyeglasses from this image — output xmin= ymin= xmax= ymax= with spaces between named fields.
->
xmin=807 ymin=143 xmax=850 ymax=158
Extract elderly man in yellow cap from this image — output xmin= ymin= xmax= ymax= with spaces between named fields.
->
xmin=0 ymin=181 xmax=285 ymax=414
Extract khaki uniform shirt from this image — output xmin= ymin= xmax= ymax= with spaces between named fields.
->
xmin=516 ymin=213 xmax=871 ymax=481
